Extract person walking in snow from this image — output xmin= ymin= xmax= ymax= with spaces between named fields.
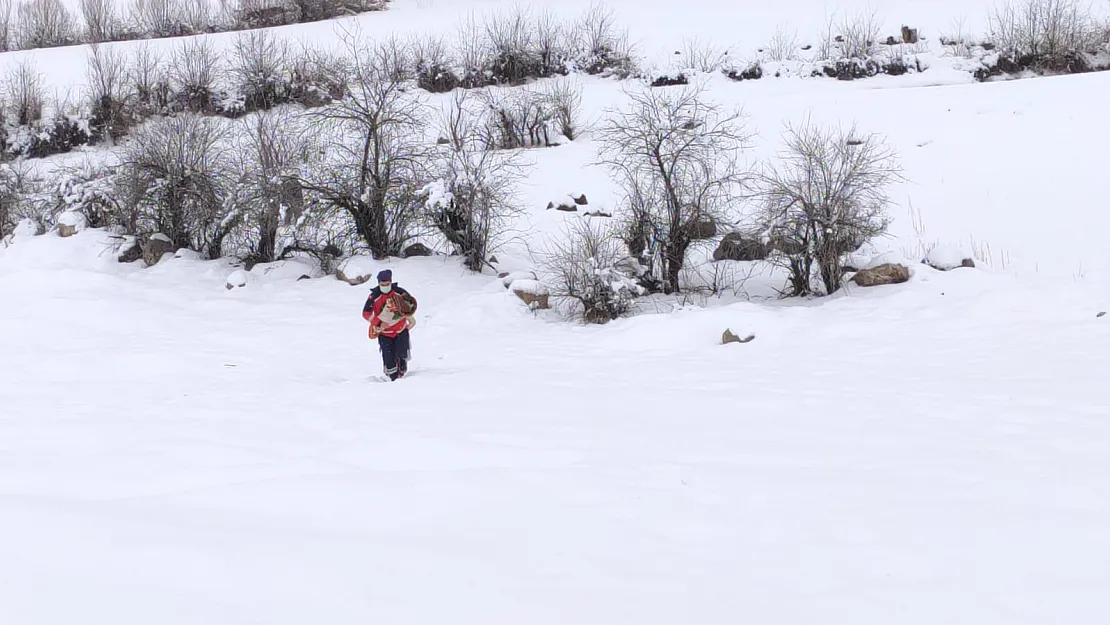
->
xmin=362 ymin=269 xmax=418 ymax=381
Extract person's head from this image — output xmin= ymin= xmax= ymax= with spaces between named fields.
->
xmin=377 ymin=269 xmax=393 ymax=293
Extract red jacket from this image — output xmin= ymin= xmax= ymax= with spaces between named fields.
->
xmin=362 ymin=285 xmax=417 ymax=338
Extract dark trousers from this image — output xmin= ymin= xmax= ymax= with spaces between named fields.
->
xmin=378 ymin=329 xmax=411 ymax=377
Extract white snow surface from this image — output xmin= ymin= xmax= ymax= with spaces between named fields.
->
xmin=3 ymin=228 xmax=1110 ymax=625
xmin=3 ymin=0 xmax=1110 ymax=622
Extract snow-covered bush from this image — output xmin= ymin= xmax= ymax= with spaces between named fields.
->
xmin=5 ymin=59 xmax=44 ymax=126
xmin=298 ymin=36 xmax=428 ymax=259
xmin=229 ymin=109 xmax=309 ymax=264
xmin=754 ymin=118 xmax=901 ymax=297
xmin=229 ymin=29 xmax=290 ymax=113
xmin=571 ymin=4 xmax=636 ymax=77
xmin=597 ymin=82 xmax=751 ymax=294
xmin=988 ymin=0 xmax=1105 ymax=70
xmin=423 ymin=91 xmax=525 ymax=271
xmin=116 ymin=113 xmax=237 ymax=258
xmin=413 ymin=35 xmax=458 ymax=93
xmin=86 ymin=43 xmax=132 ymax=143
xmin=169 ymin=37 xmax=222 ymax=113
xmin=43 ymin=161 xmax=120 ymax=228
xmin=478 ymin=86 xmax=566 ymax=150
xmin=541 ymin=218 xmax=645 ymax=324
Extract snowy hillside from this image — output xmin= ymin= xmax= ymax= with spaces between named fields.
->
xmin=3 ymin=0 xmax=1110 ymax=623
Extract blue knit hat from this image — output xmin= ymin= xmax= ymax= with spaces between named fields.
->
xmin=377 ymin=269 xmax=392 ymax=283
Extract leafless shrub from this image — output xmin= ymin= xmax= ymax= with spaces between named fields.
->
xmin=546 ymin=77 xmax=582 ymax=140
xmin=596 ymin=82 xmax=752 ymax=294
xmin=678 ymin=36 xmax=730 ymax=72
xmin=838 ymin=9 xmax=883 ymax=59
xmin=15 ymin=0 xmax=76 ymax=48
xmin=87 ymin=43 xmax=132 ymax=142
xmin=478 ymin=86 xmax=561 ymax=150
xmin=128 ymin=0 xmax=184 ymax=37
xmin=413 ymin=34 xmax=458 ymax=93
xmin=169 ymin=37 xmax=222 ymax=113
xmin=129 ymin=41 xmax=170 ymax=115
xmin=573 ymin=3 xmax=636 ymax=76
xmin=485 ymin=6 xmax=542 ymax=83
xmin=534 ymin=8 xmax=567 ymax=76
xmin=988 ymin=0 xmax=1102 ymax=65
xmin=0 ymin=0 xmax=11 ymax=51
xmin=232 ymin=109 xmax=309 ymax=263
xmin=424 ymin=91 xmax=525 ymax=271
xmin=539 ymin=217 xmax=645 ymax=323
xmin=231 ymin=29 xmax=289 ymax=111
xmin=287 ymin=43 xmax=348 ymax=106
xmin=5 ymin=59 xmax=44 ymax=125
xmin=764 ymin=24 xmax=800 ymax=61
xmin=179 ymin=0 xmax=211 ymax=33
xmin=117 ymin=113 xmax=235 ymax=257
xmin=755 ymin=118 xmax=901 ymax=297
xmin=298 ymin=35 xmax=429 ymax=259
xmin=454 ymin=13 xmax=490 ymax=86
xmin=79 ymin=0 xmax=115 ymax=41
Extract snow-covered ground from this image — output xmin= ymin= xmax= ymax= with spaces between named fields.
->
xmin=3 ymin=227 xmax=1109 ymax=625
xmin=4 ymin=0 xmax=1110 ymax=622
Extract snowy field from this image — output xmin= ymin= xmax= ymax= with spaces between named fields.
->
xmin=3 ymin=0 xmax=1110 ymax=623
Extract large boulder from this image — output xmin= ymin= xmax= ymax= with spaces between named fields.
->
xmin=14 ymin=218 xmax=43 ymax=237
xmin=923 ymin=244 xmax=975 ymax=271
xmin=402 ymin=243 xmax=434 ymax=258
xmin=142 ymin=234 xmax=175 ymax=266
xmin=117 ymin=236 xmax=142 ymax=263
xmin=713 ymin=233 xmax=768 ymax=262
xmin=851 ymin=263 xmax=910 ymax=287
xmin=56 ymin=211 xmax=87 ymax=238
xmin=510 ymin=279 xmax=550 ymax=309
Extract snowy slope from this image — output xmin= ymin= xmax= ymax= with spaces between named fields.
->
xmin=3 ymin=0 xmax=1110 ymax=622
xmin=2 ymin=228 xmax=1109 ymax=625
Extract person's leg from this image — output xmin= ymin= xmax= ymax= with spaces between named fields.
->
xmin=395 ymin=330 xmax=411 ymax=376
xmin=379 ymin=334 xmax=399 ymax=380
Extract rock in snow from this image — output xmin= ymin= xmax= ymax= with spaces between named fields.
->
xmin=56 ymin=212 xmax=87 ymax=238
xmin=924 ymin=244 xmax=976 ymax=271
xmin=225 ymin=269 xmax=251 ymax=290
xmin=336 ymin=256 xmax=379 ymax=286
xmin=143 ymin=234 xmax=175 ymax=267
xmin=851 ymin=263 xmax=911 ymax=287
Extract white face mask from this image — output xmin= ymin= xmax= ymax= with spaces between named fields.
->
xmin=379 ymin=284 xmax=392 ymax=293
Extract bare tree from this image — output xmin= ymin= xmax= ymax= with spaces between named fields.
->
xmin=230 ymin=29 xmax=289 ymax=111
xmin=595 ymin=82 xmax=751 ymax=294
xmin=129 ymin=41 xmax=169 ymax=116
xmin=15 ymin=0 xmax=76 ymax=48
xmin=169 ymin=36 xmax=222 ymax=112
xmin=87 ymin=43 xmax=131 ymax=143
xmin=539 ymin=217 xmax=645 ymax=323
xmin=178 ymin=0 xmax=209 ymax=33
xmin=79 ymin=0 xmax=115 ymax=42
xmin=424 ymin=91 xmax=525 ymax=271
xmin=298 ymin=35 xmax=429 ymax=259
xmin=233 ymin=109 xmax=309 ymax=263
xmin=118 ymin=113 xmax=235 ymax=258
xmin=129 ymin=0 xmax=182 ymax=37
xmin=5 ymin=59 xmax=44 ymax=125
xmin=755 ymin=118 xmax=901 ymax=296
xmin=0 ymin=0 xmax=14 ymax=50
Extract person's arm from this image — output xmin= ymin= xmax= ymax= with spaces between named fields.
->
xmin=362 ymin=290 xmax=380 ymax=322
